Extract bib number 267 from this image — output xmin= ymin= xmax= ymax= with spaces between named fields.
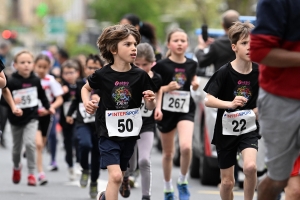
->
xmin=168 ymin=97 xmax=186 ymax=109
xmin=118 ymin=119 xmax=133 ymax=133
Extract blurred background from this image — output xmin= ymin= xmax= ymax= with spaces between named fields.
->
xmin=0 ymin=0 xmax=258 ymax=67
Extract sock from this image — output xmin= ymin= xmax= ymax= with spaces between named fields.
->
xmin=164 ymin=179 xmax=173 ymax=192
xmin=178 ymin=172 xmax=188 ymax=184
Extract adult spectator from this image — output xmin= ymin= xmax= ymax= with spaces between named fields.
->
xmin=250 ymin=1 xmax=300 ymax=200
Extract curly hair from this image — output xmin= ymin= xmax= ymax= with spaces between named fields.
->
xmin=97 ymin=24 xmax=141 ymax=64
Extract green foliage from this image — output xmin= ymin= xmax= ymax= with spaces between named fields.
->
xmin=69 ymin=44 xmax=98 ymax=57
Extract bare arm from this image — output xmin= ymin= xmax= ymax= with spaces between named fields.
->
xmin=143 ymin=90 xmax=156 ymax=110
xmin=0 ymin=71 xmax=6 ymax=88
xmin=205 ymin=93 xmax=247 ymax=110
xmin=81 ymin=82 xmax=98 ymax=114
xmin=260 ymin=49 xmax=300 ymax=67
xmin=154 ymin=88 xmax=163 ymax=121
xmin=51 ymin=95 xmax=63 ymax=110
xmin=2 ymin=88 xmax=23 ymax=116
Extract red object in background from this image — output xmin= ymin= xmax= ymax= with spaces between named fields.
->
xmin=2 ymin=30 xmax=12 ymax=39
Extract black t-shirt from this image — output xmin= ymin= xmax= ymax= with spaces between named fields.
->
xmin=60 ymin=80 xmax=77 ymax=128
xmin=0 ymin=59 xmax=5 ymax=72
xmin=87 ymin=64 xmax=156 ymax=141
xmin=140 ymin=72 xmax=162 ymax=133
xmin=151 ymin=57 xmax=197 ymax=113
xmin=203 ymin=62 xmax=259 ymax=148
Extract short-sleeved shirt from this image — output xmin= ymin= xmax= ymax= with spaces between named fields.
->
xmin=151 ymin=57 xmax=197 ymax=113
xmin=203 ymin=62 xmax=259 ymax=148
xmin=87 ymin=64 xmax=156 ymax=141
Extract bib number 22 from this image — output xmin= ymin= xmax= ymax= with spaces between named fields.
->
xmin=118 ymin=119 xmax=133 ymax=133
xmin=232 ymin=119 xmax=246 ymax=132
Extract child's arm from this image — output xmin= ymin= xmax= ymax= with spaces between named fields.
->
xmin=2 ymin=88 xmax=23 ymax=116
xmin=0 ymin=71 xmax=6 ymax=88
xmin=191 ymin=75 xmax=199 ymax=91
xmin=81 ymin=82 xmax=98 ymax=114
xmin=154 ymin=88 xmax=163 ymax=121
xmin=143 ymin=90 xmax=156 ymax=110
xmin=161 ymin=81 xmax=181 ymax=93
xmin=253 ymin=107 xmax=258 ymax=120
xmin=51 ymin=95 xmax=63 ymax=110
xmin=205 ymin=93 xmax=248 ymax=110
xmin=37 ymin=81 xmax=55 ymax=114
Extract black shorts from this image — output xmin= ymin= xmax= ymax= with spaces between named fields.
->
xmin=99 ymin=137 xmax=137 ymax=171
xmin=38 ymin=115 xmax=52 ymax=137
xmin=216 ymin=132 xmax=259 ymax=169
xmin=157 ymin=110 xmax=195 ymax=133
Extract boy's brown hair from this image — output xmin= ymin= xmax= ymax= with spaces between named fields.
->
xmin=97 ymin=24 xmax=141 ymax=64
xmin=228 ymin=21 xmax=254 ymax=44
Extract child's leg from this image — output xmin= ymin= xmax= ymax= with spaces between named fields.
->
xmin=76 ymin=125 xmax=92 ymax=171
xmin=91 ymin=134 xmax=100 ymax=182
xmin=220 ymin=166 xmax=235 ymax=200
xmin=48 ymin=115 xmax=57 ymax=165
xmin=11 ymin=124 xmax=24 ymax=168
xmin=36 ymin=130 xmax=44 ymax=173
xmin=62 ymin=126 xmax=74 ymax=168
xmin=106 ymin=165 xmax=123 ymax=200
xmin=241 ymin=148 xmax=257 ymax=200
xmin=23 ymin=120 xmax=38 ymax=174
xmin=137 ymin=131 xmax=154 ymax=197
xmin=177 ymin=120 xmax=193 ymax=181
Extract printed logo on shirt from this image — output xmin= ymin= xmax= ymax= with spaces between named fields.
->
xmin=173 ymin=68 xmax=186 ymax=88
xmin=106 ymin=109 xmax=139 ymax=117
xmin=22 ymin=83 xmax=32 ymax=88
xmin=223 ymin=110 xmax=252 ymax=118
xmin=234 ymin=85 xmax=252 ymax=100
xmin=112 ymin=81 xmax=132 ymax=109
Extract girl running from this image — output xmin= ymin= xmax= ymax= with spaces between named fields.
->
xmin=151 ymin=28 xmax=199 ymax=200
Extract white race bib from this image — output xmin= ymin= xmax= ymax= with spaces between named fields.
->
xmin=79 ymin=103 xmax=95 ymax=123
xmin=105 ymin=108 xmax=142 ymax=137
xmin=162 ymin=90 xmax=190 ymax=113
xmin=222 ymin=110 xmax=257 ymax=136
xmin=12 ymin=87 xmax=38 ymax=109
xmin=63 ymin=101 xmax=77 ymax=118
xmin=140 ymin=99 xmax=153 ymax=117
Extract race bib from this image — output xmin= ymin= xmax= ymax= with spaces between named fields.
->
xmin=105 ymin=108 xmax=142 ymax=137
xmin=162 ymin=90 xmax=190 ymax=113
xmin=79 ymin=103 xmax=95 ymax=123
xmin=63 ymin=101 xmax=77 ymax=118
xmin=12 ymin=87 xmax=38 ymax=109
xmin=140 ymin=99 xmax=153 ymax=117
xmin=222 ymin=110 xmax=257 ymax=136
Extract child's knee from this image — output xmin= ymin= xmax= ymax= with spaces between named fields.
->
xmin=243 ymin=162 xmax=257 ymax=176
xmin=139 ymin=158 xmax=150 ymax=169
xmin=221 ymin=178 xmax=235 ymax=191
xmin=109 ymin=171 xmax=123 ymax=185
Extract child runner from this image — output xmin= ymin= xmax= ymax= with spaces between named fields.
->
xmin=34 ymin=54 xmax=63 ymax=185
xmin=119 ymin=43 xmax=163 ymax=200
xmin=151 ymin=28 xmax=198 ymax=200
xmin=204 ymin=22 xmax=259 ymax=200
xmin=81 ymin=24 xmax=156 ymax=200
xmin=60 ymin=59 xmax=80 ymax=180
xmin=66 ymin=54 xmax=103 ymax=199
xmin=3 ymin=50 xmax=55 ymax=186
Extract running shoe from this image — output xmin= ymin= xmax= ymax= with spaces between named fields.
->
xmin=177 ymin=183 xmax=190 ymax=200
xmin=164 ymin=192 xmax=175 ymax=200
xmin=119 ymin=176 xmax=131 ymax=198
xmin=141 ymin=195 xmax=151 ymax=200
xmin=48 ymin=161 xmax=58 ymax=171
xmin=89 ymin=181 xmax=98 ymax=199
xmin=38 ymin=173 xmax=48 ymax=185
xmin=27 ymin=174 xmax=37 ymax=186
xmin=80 ymin=169 xmax=89 ymax=188
xmin=96 ymin=191 xmax=106 ymax=200
xmin=12 ymin=165 xmax=21 ymax=184
xmin=68 ymin=167 xmax=76 ymax=181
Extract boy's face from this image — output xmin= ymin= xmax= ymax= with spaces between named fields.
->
xmin=34 ymin=59 xmax=50 ymax=78
xmin=62 ymin=67 xmax=79 ymax=84
xmin=113 ymin=35 xmax=137 ymax=64
xmin=232 ymin=35 xmax=251 ymax=62
xmin=14 ymin=53 xmax=34 ymax=78
xmin=84 ymin=60 xmax=102 ymax=77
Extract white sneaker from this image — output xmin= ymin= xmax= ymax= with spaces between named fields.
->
xmin=69 ymin=168 xmax=76 ymax=181
xmin=74 ymin=162 xmax=82 ymax=175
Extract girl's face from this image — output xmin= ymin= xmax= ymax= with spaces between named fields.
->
xmin=134 ymin=57 xmax=153 ymax=73
xmin=84 ymin=60 xmax=102 ymax=77
xmin=167 ymin=31 xmax=188 ymax=56
xmin=62 ymin=67 xmax=79 ymax=84
xmin=14 ymin=53 xmax=34 ymax=78
xmin=34 ymin=59 xmax=51 ymax=78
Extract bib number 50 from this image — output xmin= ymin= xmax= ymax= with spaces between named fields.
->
xmin=118 ymin=119 xmax=133 ymax=133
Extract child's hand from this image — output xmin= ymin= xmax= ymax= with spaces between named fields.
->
xmin=191 ymin=79 xmax=199 ymax=91
xmin=91 ymin=94 xmax=100 ymax=102
xmin=62 ymin=85 xmax=69 ymax=94
xmin=154 ymin=108 xmax=163 ymax=121
xmin=230 ymin=96 xmax=248 ymax=109
xmin=167 ymin=81 xmax=181 ymax=92
xmin=84 ymin=100 xmax=98 ymax=115
xmin=66 ymin=116 xmax=74 ymax=124
xmin=12 ymin=108 xmax=23 ymax=117
xmin=143 ymin=90 xmax=155 ymax=102
xmin=38 ymin=108 xmax=49 ymax=117
xmin=48 ymin=106 xmax=56 ymax=115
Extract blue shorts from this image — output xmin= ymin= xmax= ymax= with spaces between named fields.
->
xmin=99 ymin=137 xmax=137 ymax=171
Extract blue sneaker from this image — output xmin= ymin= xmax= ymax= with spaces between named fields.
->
xmin=177 ymin=183 xmax=190 ymax=200
xmin=164 ymin=192 xmax=175 ymax=200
